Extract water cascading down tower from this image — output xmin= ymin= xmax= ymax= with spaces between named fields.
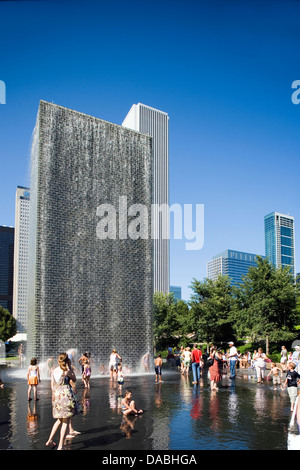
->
xmin=27 ymin=101 xmax=153 ymax=368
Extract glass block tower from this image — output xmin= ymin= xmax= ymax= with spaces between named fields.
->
xmin=122 ymin=103 xmax=169 ymax=294
xmin=264 ymin=211 xmax=295 ymax=277
xmin=27 ymin=100 xmax=153 ymax=366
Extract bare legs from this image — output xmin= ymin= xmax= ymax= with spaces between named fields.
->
xmin=28 ymin=384 xmax=38 ymax=401
xmin=46 ymin=417 xmax=70 ymax=450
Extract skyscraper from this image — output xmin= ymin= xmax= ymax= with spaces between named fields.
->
xmin=264 ymin=211 xmax=295 ymax=277
xmin=0 ymin=226 xmax=14 ymax=314
xmin=170 ymin=285 xmax=182 ymax=300
xmin=13 ymin=186 xmax=30 ymax=333
xmin=207 ymin=249 xmax=264 ymax=286
xmin=122 ymin=103 xmax=169 ymax=293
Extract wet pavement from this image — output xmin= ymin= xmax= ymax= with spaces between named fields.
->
xmin=0 ymin=364 xmax=294 ymax=451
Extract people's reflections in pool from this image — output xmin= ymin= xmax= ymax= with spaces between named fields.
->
xmin=180 ymin=373 xmax=191 ymax=404
xmin=81 ymin=388 xmax=91 ymax=416
xmin=26 ymin=400 xmax=39 ymax=438
xmin=254 ymin=386 xmax=267 ymax=420
xmin=109 ymin=381 xmax=119 ymax=413
xmin=190 ymin=388 xmax=203 ymax=420
xmin=155 ymin=383 xmax=162 ymax=408
xmin=120 ymin=414 xmax=137 ymax=439
xmin=209 ymin=391 xmax=221 ymax=432
xmin=227 ymin=378 xmax=238 ymax=424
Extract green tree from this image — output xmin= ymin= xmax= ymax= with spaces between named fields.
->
xmin=234 ymin=256 xmax=298 ymax=351
xmin=0 ymin=306 xmax=17 ymax=342
xmin=153 ymin=292 xmax=190 ymax=350
xmin=189 ymin=275 xmax=236 ymax=346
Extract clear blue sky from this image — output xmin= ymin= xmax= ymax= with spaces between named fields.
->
xmin=1 ymin=0 xmax=299 ymax=300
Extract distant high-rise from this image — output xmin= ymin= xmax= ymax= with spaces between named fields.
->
xmin=170 ymin=285 xmax=181 ymax=300
xmin=207 ymin=249 xmax=264 ymax=286
xmin=13 ymin=186 xmax=30 ymax=333
xmin=122 ymin=103 xmax=169 ymax=293
xmin=264 ymin=212 xmax=295 ymax=277
xmin=0 ymin=226 xmax=14 ymax=314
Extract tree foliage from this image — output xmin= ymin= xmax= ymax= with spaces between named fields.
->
xmin=153 ymin=292 xmax=189 ymax=349
xmin=189 ymin=275 xmax=236 ymax=345
xmin=0 ymin=306 xmax=17 ymax=342
xmin=153 ymin=257 xmax=299 ymax=351
xmin=233 ymin=256 xmax=298 ymax=343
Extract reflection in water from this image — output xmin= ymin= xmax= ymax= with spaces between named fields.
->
xmin=0 ymin=368 xmax=295 ymax=450
xmin=190 ymin=388 xmax=203 ymax=421
xmin=228 ymin=380 xmax=238 ymax=424
xmin=26 ymin=401 xmax=39 ymax=438
xmin=81 ymin=389 xmax=91 ymax=416
xmin=209 ymin=392 xmax=221 ymax=432
xmin=155 ymin=383 xmax=163 ymax=408
xmin=120 ymin=415 xmax=137 ymax=438
xmin=254 ymin=386 xmax=268 ymax=420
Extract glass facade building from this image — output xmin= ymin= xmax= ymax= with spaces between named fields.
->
xmin=264 ymin=212 xmax=295 ymax=277
xmin=13 ymin=186 xmax=30 ymax=333
xmin=0 ymin=226 xmax=14 ymax=314
xmin=170 ymin=285 xmax=182 ymax=300
xmin=207 ymin=249 xmax=264 ymax=286
xmin=122 ymin=103 xmax=169 ymax=294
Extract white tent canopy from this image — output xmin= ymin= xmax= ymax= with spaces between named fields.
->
xmin=7 ymin=333 xmax=27 ymax=342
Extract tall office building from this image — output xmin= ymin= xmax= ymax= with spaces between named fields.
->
xmin=264 ymin=211 xmax=295 ymax=277
xmin=122 ymin=103 xmax=169 ymax=293
xmin=13 ymin=186 xmax=30 ymax=333
xmin=207 ymin=249 xmax=263 ymax=286
xmin=0 ymin=226 xmax=14 ymax=314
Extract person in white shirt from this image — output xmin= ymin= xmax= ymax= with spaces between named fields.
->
xmin=228 ymin=341 xmax=237 ymax=379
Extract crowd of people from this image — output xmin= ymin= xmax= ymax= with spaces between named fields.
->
xmin=23 ymin=348 xmax=144 ymax=449
xmin=1 ymin=341 xmax=300 ymax=449
xmin=165 ymin=342 xmax=300 ymax=412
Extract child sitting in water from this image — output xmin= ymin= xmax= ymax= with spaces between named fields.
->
xmin=27 ymin=358 xmax=41 ymax=401
xmin=267 ymin=362 xmax=283 ymax=390
xmin=121 ymin=390 xmax=143 ymax=416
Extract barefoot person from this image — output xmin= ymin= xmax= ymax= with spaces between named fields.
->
xmin=209 ymin=348 xmax=223 ymax=391
xmin=27 ymin=358 xmax=41 ymax=401
xmin=267 ymin=362 xmax=283 ymax=390
xmin=82 ymin=358 xmax=91 ymax=389
xmin=46 ymin=353 xmax=80 ymax=450
xmin=155 ymin=354 xmax=163 ymax=383
xmin=121 ymin=390 xmax=143 ymax=416
xmin=109 ymin=349 xmax=122 ymax=381
xmin=283 ymin=362 xmax=300 ymax=412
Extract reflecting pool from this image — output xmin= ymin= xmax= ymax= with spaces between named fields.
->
xmin=0 ymin=365 xmax=294 ymax=450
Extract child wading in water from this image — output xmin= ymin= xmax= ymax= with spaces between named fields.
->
xmin=121 ymin=390 xmax=143 ymax=416
xmin=82 ymin=359 xmax=91 ymax=389
xmin=284 ymin=362 xmax=300 ymax=412
xmin=155 ymin=354 xmax=163 ymax=383
xmin=27 ymin=358 xmax=41 ymax=401
xmin=267 ymin=362 xmax=283 ymax=390
xmin=117 ymin=364 xmax=124 ymax=390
